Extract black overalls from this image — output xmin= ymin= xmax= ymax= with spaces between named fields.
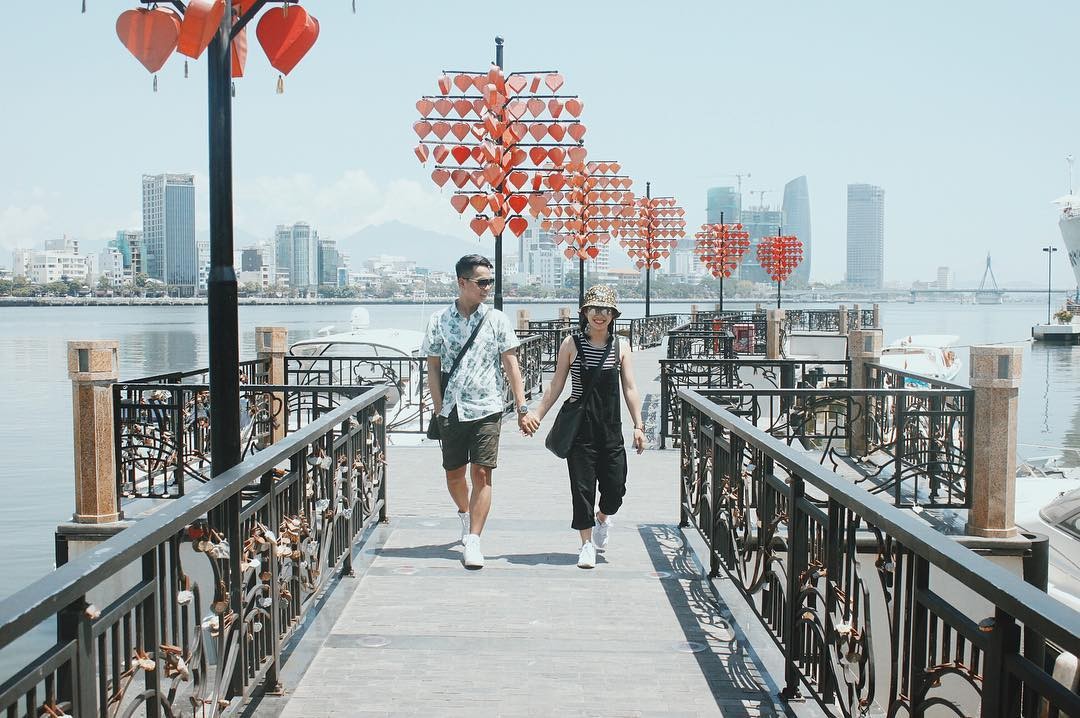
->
xmin=567 ymin=334 xmax=628 ymax=530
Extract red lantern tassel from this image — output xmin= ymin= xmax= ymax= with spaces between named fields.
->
xmin=153 ymin=75 xmax=158 ymax=93
xmin=184 ymin=60 xmax=189 ymax=79
xmin=276 ymin=74 xmax=284 ymax=94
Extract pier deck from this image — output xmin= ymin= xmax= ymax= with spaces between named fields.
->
xmin=251 ymin=346 xmax=805 ymax=717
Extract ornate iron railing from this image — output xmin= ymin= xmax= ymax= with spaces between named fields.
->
xmin=693 ymin=386 xmax=972 ymax=509
xmin=113 ymin=381 xmax=362 ymax=501
xmin=678 ymin=389 xmax=1080 ymax=717
xmin=518 ymin=326 xmax=571 ymax=372
xmin=865 ymin=362 xmax=967 ymax=392
xmin=785 ymin=309 xmax=878 ymax=333
xmin=0 ymin=389 xmax=389 ymax=718
xmin=666 ymin=330 xmax=736 ymax=361
xmin=678 ymin=314 xmax=768 ymax=354
xmin=620 ymin=313 xmax=686 ymax=349
xmin=658 ymin=358 xmax=851 ymax=448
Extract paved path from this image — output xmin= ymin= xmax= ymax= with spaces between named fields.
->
xmin=253 ymin=346 xmax=796 ymax=717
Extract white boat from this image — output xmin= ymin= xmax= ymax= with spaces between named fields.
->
xmin=879 ymin=334 xmax=962 ymax=383
xmin=1014 ymin=477 xmax=1080 ymax=613
xmin=289 ymin=308 xmax=429 ymax=434
xmin=1054 ymin=198 xmax=1080 ymax=294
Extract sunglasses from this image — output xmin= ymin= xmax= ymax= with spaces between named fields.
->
xmin=464 ymin=277 xmax=495 ymax=289
xmin=584 ymin=306 xmax=614 ymax=316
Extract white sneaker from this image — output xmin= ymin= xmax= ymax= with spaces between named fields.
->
xmin=577 ymin=541 xmax=596 ymax=569
xmin=458 ymin=511 xmax=470 ymax=544
xmin=463 ymin=534 xmax=484 ymax=569
xmin=593 ymin=518 xmax=612 ymax=550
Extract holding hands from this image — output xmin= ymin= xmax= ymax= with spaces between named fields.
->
xmin=518 ymin=410 xmax=541 ymax=436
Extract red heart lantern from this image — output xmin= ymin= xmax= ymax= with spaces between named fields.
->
xmin=256 ymin=6 xmax=319 ymax=75
xmin=177 ymin=0 xmax=225 ymax=59
xmin=116 ymin=8 xmax=181 ymax=74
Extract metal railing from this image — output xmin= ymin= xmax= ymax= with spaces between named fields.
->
xmin=678 ymin=389 xmax=1080 ymax=717
xmin=620 ymin=313 xmax=687 ymax=349
xmin=785 ymin=309 xmax=878 ymax=333
xmin=0 ymin=388 xmax=389 ymax=718
xmin=113 ymin=380 xmax=361 ymax=501
xmin=666 ymin=330 xmax=736 ymax=360
xmin=659 ymin=358 xmax=851 ymax=448
xmin=677 ymin=314 xmax=768 ymax=355
xmin=520 ymin=325 xmax=572 ymax=373
xmin=695 ymin=385 xmax=973 ymax=509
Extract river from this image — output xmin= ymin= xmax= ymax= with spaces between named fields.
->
xmin=0 ymin=300 xmax=1077 ymax=599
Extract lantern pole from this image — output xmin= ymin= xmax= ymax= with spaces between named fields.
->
xmin=644 ymin=181 xmax=652 ymax=317
xmin=718 ymin=211 xmax=725 ymax=313
xmin=492 ymin=35 xmax=506 ymax=311
xmin=579 ymin=257 xmax=585 ymax=307
xmin=1042 ymin=245 xmax=1057 ymax=324
xmin=207 ymin=4 xmax=244 ymax=478
xmin=776 ymin=225 xmax=783 ymax=309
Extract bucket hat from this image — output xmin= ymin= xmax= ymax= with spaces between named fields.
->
xmin=580 ymin=285 xmax=620 ymax=318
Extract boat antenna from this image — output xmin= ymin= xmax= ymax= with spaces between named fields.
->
xmin=1068 ymin=154 xmax=1075 ymax=195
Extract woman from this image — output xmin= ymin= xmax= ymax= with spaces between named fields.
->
xmin=529 ymin=285 xmax=646 ymax=569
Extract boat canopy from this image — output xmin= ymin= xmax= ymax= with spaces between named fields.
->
xmin=290 ymin=327 xmax=426 ymax=358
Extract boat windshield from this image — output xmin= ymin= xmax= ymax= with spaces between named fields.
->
xmin=290 ymin=341 xmax=418 ymax=359
xmin=1040 ymin=488 xmax=1080 ymax=540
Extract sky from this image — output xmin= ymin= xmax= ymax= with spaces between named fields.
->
xmin=2 ymin=1 xmax=1080 ymax=286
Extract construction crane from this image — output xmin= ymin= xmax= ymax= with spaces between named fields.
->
xmin=749 ymin=189 xmax=773 ymax=210
xmin=709 ymin=173 xmax=751 ymax=196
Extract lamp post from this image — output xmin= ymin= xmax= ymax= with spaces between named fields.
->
xmin=1043 ymin=245 xmax=1058 ymax=324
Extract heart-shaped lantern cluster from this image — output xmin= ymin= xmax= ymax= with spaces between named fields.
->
xmin=694 ymin=222 xmax=751 ymax=279
xmin=414 ymin=65 xmax=589 ymax=239
xmin=615 ymin=195 xmax=687 ymax=271
xmin=115 ymin=1 xmax=318 ymax=87
xmin=530 ymin=161 xmax=636 ymax=262
xmin=756 ymin=234 xmax=804 ymax=282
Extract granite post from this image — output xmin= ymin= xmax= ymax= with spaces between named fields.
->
xmin=838 ymin=304 xmax=848 ymax=335
xmin=67 ymin=341 xmax=121 ymax=524
xmin=967 ymin=345 xmax=1023 ymax=538
xmin=516 ymin=309 xmax=530 ymax=331
xmin=256 ymin=326 xmax=288 ymax=446
xmin=848 ymin=328 xmax=883 ymax=458
xmin=766 ymin=309 xmax=786 ymax=360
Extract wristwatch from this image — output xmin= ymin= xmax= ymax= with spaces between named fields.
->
xmin=517 ymin=404 xmax=529 ymax=415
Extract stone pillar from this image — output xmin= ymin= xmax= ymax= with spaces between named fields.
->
xmin=690 ymin=304 xmax=698 ymax=322
xmin=967 ymin=345 xmax=1023 ymax=538
xmin=755 ymin=302 xmax=763 ymax=313
xmin=766 ymin=309 xmax=786 ymax=360
xmin=256 ymin=326 xmax=288 ymax=446
xmin=67 ymin=341 xmax=121 ymax=524
xmin=852 ymin=304 xmax=862 ymax=330
xmin=558 ymin=307 xmax=574 ymax=324
xmin=872 ymin=303 xmax=881 ymax=328
xmin=848 ymin=328 xmax=883 ymax=458
xmin=714 ymin=303 xmax=722 ymax=313
xmin=516 ymin=309 xmax=530 ymax=331
xmin=838 ymin=304 xmax=848 ymax=335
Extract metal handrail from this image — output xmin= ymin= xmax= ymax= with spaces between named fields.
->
xmin=0 ymin=387 xmax=388 ymax=649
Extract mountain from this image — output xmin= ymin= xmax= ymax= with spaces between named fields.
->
xmin=335 ymin=221 xmax=498 ymax=272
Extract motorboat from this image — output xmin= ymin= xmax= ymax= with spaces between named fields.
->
xmin=288 ymin=308 xmax=429 ymax=434
xmin=1014 ymin=477 xmax=1080 ymax=613
xmin=289 ymin=307 xmax=425 ymax=359
xmin=879 ymin=334 xmax=962 ymax=384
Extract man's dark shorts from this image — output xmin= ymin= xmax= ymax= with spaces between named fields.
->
xmin=439 ymin=410 xmax=502 ymax=470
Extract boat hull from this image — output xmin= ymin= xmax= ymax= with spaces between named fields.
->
xmin=1058 ymin=212 xmax=1080 ymax=290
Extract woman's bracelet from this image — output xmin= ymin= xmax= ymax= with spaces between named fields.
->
xmin=633 ymin=424 xmax=644 ymax=431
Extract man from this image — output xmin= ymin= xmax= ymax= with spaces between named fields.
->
xmin=423 ymin=254 xmax=538 ymax=569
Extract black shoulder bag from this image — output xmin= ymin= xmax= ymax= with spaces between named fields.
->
xmin=544 ymin=335 xmax=614 ymax=458
xmin=426 ymin=311 xmax=490 ymax=440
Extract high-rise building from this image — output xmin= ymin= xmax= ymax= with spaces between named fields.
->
xmin=519 ymin=225 xmax=563 ymax=287
xmin=317 ymin=238 xmax=341 ymax=286
xmin=935 ymin=266 xmax=953 ymax=290
xmin=196 ymin=239 xmax=210 ymax=294
xmin=846 ymin=184 xmax=885 ymax=289
xmin=781 ymin=176 xmax=811 ymax=284
xmin=142 ymin=173 xmax=196 ymax=296
xmin=706 ymin=187 xmax=741 ymax=225
xmin=273 ymin=222 xmax=320 ymax=291
xmin=739 ymin=207 xmax=784 ymax=284
xmin=45 ymin=236 xmax=79 ymax=254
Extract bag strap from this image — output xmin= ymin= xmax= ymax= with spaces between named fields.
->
xmin=444 ymin=309 xmax=490 ymax=386
xmin=572 ymin=334 xmax=614 ymax=405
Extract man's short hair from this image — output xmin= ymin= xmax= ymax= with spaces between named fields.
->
xmin=455 ymin=254 xmax=493 ymax=279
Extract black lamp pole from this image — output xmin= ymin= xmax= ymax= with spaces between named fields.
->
xmin=206 ymin=3 xmax=251 ymax=478
xmin=644 ymin=182 xmax=652 ymax=317
xmin=1043 ymin=246 xmax=1057 ymax=324
xmin=718 ymin=211 xmax=724 ymax=313
xmin=492 ymin=36 xmax=505 ymax=311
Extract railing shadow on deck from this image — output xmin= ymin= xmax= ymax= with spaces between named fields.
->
xmin=0 ymin=388 xmax=389 ymax=718
xmin=676 ymin=388 xmax=1080 ymax=717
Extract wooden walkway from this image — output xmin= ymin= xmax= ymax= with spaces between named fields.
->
xmin=246 ymin=347 xmax=810 ymax=717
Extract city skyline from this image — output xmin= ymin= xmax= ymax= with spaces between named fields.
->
xmin=2 ymin=3 xmax=1079 ymax=288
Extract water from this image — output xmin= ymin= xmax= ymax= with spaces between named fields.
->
xmin=0 ymin=300 xmax=1076 ymax=599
